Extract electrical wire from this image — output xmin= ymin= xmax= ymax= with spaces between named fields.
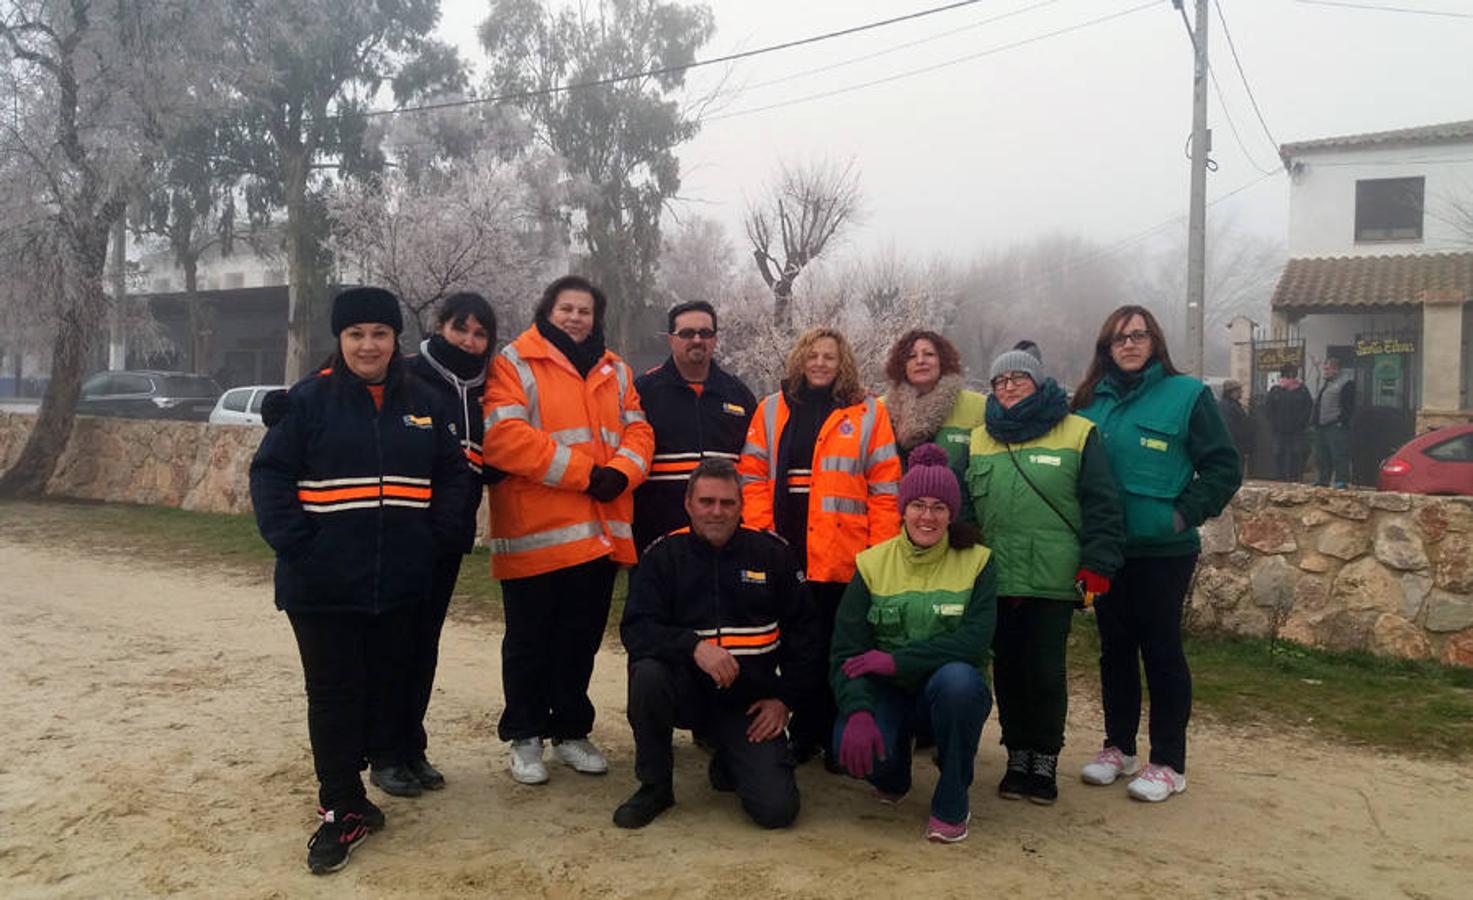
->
xmin=706 ymin=0 xmax=1158 ymax=123
xmin=352 ymin=0 xmax=990 ymax=121
xmin=1294 ymin=0 xmax=1473 ymax=19
xmin=1214 ymin=0 xmax=1280 ymax=152
xmin=1174 ymin=3 xmax=1279 ymax=178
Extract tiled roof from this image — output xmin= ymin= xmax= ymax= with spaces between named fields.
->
xmin=1280 ymin=120 xmax=1473 ymax=157
xmin=1271 ymin=253 xmax=1473 ymax=311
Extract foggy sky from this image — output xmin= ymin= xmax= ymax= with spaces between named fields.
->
xmin=435 ymin=0 xmax=1473 ymax=260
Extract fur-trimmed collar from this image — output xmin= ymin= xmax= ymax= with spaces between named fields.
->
xmin=886 ymin=373 xmax=964 ymax=451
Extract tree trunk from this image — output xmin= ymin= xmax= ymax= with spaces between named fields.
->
xmin=773 ymin=281 xmax=794 ymax=333
xmin=0 ymin=288 xmax=105 ymax=497
xmin=183 ymin=255 xmax=202 ymax=373
xmin=283 ymin=151 xmax=315 ymax=383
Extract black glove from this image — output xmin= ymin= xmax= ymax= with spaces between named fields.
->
xmin=586 ymin=465 xmax=629 ymax=503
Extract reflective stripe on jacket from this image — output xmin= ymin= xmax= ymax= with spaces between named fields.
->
xmin=481 ymin=326 xmax=655 ymax=579
xmin=737 ymin=390 xmax=902 ymax=583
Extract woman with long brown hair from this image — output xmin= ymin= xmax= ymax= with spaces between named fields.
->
xmin=1071 ymin=305 xmax=1240 ymax=803
xmin=738 ymin=327 xmax=902 ymax=769
xmin=881 ymin=329 xmax=985 ymax=480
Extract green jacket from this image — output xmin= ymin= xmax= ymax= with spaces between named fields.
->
xmin=1077 ymin=361 xmax=1242 ymax=557
xmin=830 ymin=533 xmax=998 ymax=715
xmin=966 ymin=414 xmax=1124 ymax=599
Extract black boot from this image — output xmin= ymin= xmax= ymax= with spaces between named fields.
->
xmin=369 ymin=764 xmax=424 ymax=798
xmin=998 ymin=747 xmax=1031 ymax=801
xmin=613 ymin=782 xmax=675 ymax=829
xmin=1026 ymin=752 xmax=1059 ymax=805
xmin=708 ymin=755 xmax=736 ymax=793
xmin=406 ymin=757 xmax=445 ymax=790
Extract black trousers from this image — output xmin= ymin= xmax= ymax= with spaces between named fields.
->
xmin=401 ymin=551 xmax=460 ymax=761
xmin=993 ymin=596 xmax=1074 ymax=755
xmin=627 ymin=658 xmax=799 ymax=829
xmin=1092 ymin=553 xmax=1199 ymax=773
xmin=497 ymin=557 xmax=616 ymax=742
xmin=789 ymin=580 xmax=846 ymax=755
xmin=1273 ymin=431 xmax=1307 ymax=482
xmin=287 ymin=606 xmax=414 ymax=811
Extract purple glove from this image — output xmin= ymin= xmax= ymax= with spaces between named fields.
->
xmin=838 ymin=711 xmax=886 ymax=778
xmin=841 ymin=650 xmax=897 ymax=679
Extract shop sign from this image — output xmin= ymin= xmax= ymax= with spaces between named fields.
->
xmin=1254 ymin=344 xmax=1304 ymax=369
xmin=1354 ymin=337 xmax=1416 ymax=357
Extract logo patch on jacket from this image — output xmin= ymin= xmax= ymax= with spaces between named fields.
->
xmin=838 ymin=420 xmax=855 ymax=436
xmin=932 ymin=603 xmax=965 ymax=616
xmin=740 ymin=569 xmax=767 ymax=584
xmin=723 ymin=402 xmax=747 ymax=416
xmin=1140 ymin=437 xmax=1169 ymax=452
xmin=1028 ymin=453 xmax=1062 ymax=466
xmin=403 ymin=414 xmax=433 ymax=429
xmin=947 ymin=433 xmax=968 ymax=444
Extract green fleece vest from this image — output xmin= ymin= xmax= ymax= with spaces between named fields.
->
xmin=966 ymin=414 xmax=1094 ymax=600
xmin=1077 ymin=364 xmax=1201 ymax=548
xmin=932 ymin=389 xmax=987 ymax=475
xmin=855 ymin=535 xmax=991 ymax=652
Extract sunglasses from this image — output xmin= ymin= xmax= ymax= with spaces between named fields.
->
xmin=672 ymin=327 xmax=717 ymax=340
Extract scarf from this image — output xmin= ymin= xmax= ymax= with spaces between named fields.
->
xmin=886 ymin=373 xmax=964 ymax=451
xmin=536 ymin=316 xmax=606 ymax=378
xmin=419 ymin=335 xmax=489 ymax=448
xmin=984 ymin=377 xmax=1070 ymax=445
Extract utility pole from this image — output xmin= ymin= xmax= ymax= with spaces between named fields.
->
xmin=108 ymin=216 xmax=127 ymax=370
xmin=1184 ymin=0 xmax=1210 ymax=377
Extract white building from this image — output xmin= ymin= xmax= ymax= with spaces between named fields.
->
xmin=1269 ymin=119 xmax=1473 ymax=473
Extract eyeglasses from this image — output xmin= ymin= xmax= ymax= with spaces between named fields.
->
xmin=906 ymin=500 xmax=951 ymax=517
xmin=1110 ymin=329 xmax=1152 ymax=348
xmin=672 ymin=327 xmax=716 ymax=340
xmin=990 ymin=372 xmax=1034 ymax=391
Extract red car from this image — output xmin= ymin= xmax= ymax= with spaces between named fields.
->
xmin=1378 ymin=424 xmax=1473 ymax=495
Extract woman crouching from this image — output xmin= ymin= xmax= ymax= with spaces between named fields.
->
xmin=830 ymin=443 xmax=997 ymax=843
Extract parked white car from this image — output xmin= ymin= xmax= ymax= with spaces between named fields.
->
xmin=209 ymin=385 xmax=286 ymax=426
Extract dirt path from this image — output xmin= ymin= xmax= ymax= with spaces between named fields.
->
xmin=1 ymin=539 xmax=1469 ymax=899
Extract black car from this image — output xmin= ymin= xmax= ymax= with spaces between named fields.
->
xmin=76 ymin=370 xmax=222 ymax=421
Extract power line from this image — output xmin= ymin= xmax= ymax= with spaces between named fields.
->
xmin=1214 ymin=0 xmax=1281 ymax=153
xmin=1294 ymin=0 xmax=1473 ymax=18
xmin=1174 ymin=1 xmax=1278 ymax=176
xmin=707 ymin=0 xmax=1158 ymax=123
xmin=354 ymin=0 xmax=990 ymax=121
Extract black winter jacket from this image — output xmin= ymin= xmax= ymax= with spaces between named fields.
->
xmin=1265 ymin=382 xmax=1313 ymax=435
xmin=621 ymin=526 xmax=822 ymax=711
xmin=631 ymin=357 xmax=756 ymax=554
xmin=410 ymin=339 xmax=500 ymax=553
xmin=250 ymin=361 xmax=478 ymax=614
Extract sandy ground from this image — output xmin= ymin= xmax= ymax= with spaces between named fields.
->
xmin=1 ymin=539 xmax=1470 ymax=899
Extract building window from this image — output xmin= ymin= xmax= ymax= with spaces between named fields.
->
xmin=1354 ymin=177 xmax=1424 ymax=242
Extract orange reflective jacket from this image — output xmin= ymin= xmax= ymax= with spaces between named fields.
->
xmin=738 ymin=391 xmax=901 ymax=583
xmin=482 ymin=326 xmax=654 ymax=580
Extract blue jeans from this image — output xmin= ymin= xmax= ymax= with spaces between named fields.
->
xmin=833 ymin=662 xmax=991 ymax=824
xmin=1313 ymin=423 xmax=1350 ymax=487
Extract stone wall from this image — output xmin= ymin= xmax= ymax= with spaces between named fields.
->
xmin=1190 ymin=483 xmax=1473 ymax=668
xmin=0 ymin=412 xmax=260 ymax=514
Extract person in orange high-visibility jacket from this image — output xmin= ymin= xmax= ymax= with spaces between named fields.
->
xmin=482 ymin=275 xmax=654 ymax=786
xmin=737 ymin=327 xmax=901 ymax=769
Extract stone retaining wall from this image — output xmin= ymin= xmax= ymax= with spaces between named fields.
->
xmin=3 ymin=413 xmax=1471 ymax=666
xmin=1191 ymin=483 xmax=1473 ymax=668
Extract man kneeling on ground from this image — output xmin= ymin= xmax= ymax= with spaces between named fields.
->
xmin=614 ymin=458 xmax=822 ymax=829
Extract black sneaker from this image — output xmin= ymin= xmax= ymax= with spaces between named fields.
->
xmin=407 ymin=757 xmax=446 ymax=790
xmin=370 ymin=763 xmax=423 ymax=797
xmin=708 ymin=755 xmax=736 ymax=793
xmin=1026 ymin=752 xmax=1059 ymax=805
xmin=357 ymin=798 xmax=386 ymax=831
xmin=306 ymin=807 xmax=375 ymax=875
xmin=612 ymin=782 xmax=674 ymax=829
xmin=998 ymin=748 xmax=1031 ymax=801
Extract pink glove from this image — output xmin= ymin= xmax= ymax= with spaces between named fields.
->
xmin=838 ymin=711 xmax=886 ymax=778
xmin=841 ymin=650 xmax=897 ymax=679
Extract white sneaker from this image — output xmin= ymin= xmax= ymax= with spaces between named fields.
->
xmin=554 ymin=738 xmax=608 ymax=775
xmin=1127 ymin=763 xmax=1187 ymax=802
xmin=509 ymin=738 xmax=548 ymax=784
xmin=1080 ymin=747 xmax=1139 ymax=785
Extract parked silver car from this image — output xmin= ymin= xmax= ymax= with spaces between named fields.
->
xmin=209 ymin=384 xmax=287 ymax=426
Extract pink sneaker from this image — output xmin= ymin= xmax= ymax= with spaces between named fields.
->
xmin=1127 ymin=763 xmax=1187 ymax=802
xmin=1080 ymin=746 xmax=1139 ymax=785
xmin=924 ymin=814 xmax=970 ymax=843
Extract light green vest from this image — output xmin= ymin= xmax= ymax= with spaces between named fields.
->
xmin=930 ymin=389 xmax=987 ymax=477
xmin=855 ymin=534 xmax=991 ymax=652
xmin=966 ymin=414 xmax=1094 ymax=600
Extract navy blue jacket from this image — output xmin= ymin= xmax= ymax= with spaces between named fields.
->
xmin=631 ymin=357 xmax=756 ymax=554
xmin=621 ymin=526 xmax=822 ymax=712
xmin=250 ymin=360 xmax=477 ymax=614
